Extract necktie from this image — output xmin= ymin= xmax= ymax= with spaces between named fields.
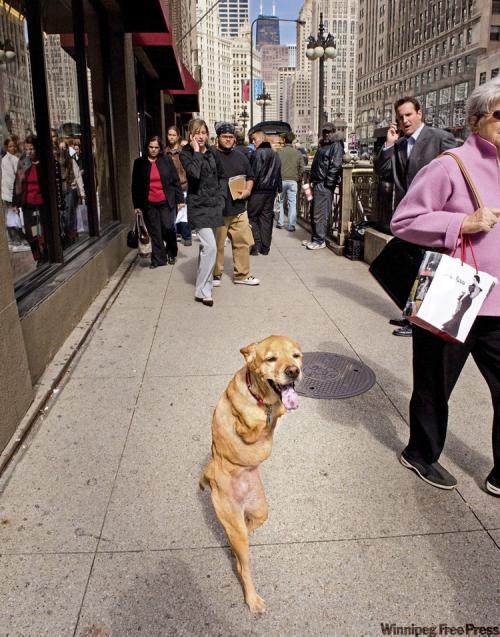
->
xmin=406 ymin=136 xmax=415 ymax=159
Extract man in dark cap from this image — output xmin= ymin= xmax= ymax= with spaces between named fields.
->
xmin=213 ymin=122 xmax=260 ymax=286
xmin=303 ymin=122 xmax=343 ymax=250
xmin=247 ymin=127 xmax=282 ymax=255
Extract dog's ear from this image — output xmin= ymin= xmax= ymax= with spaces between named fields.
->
xmin=240 ymin=342 xmax=257 ymax=365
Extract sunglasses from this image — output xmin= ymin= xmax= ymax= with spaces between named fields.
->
xmin=491 ymin=110 xmax=500 ymax=120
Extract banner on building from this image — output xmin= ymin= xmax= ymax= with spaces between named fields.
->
xmin=252 ymin=79 xmax=264 ymax=100
xmin=241 ymin=79 xmax=250 ymax=102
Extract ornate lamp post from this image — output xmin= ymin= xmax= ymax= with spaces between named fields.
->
xmin=239 ymin=104 xmax=249 ymax=138
xmin=256 ymin=83 xmax=272 ymax=122
xmin=305 ymin=12 xmax=336 ymax=138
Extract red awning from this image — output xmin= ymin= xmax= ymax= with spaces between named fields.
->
xmin=165 ymin=63 xmax=199 ymax=114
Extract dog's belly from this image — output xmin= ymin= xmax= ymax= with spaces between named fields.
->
xmin=231 ymin=467 xmax=265 ymax=508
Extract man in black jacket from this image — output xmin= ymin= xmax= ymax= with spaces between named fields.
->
xmin=247 ymin=128 xmax=282 ymax=255
xmin=214 ymin=122 xmax=259 ymax=286
xmin=304 ymin=122 xmax=343 ymax=250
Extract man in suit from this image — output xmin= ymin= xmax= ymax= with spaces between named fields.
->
xmin=375 ymin=97 xmax=456 ymax=336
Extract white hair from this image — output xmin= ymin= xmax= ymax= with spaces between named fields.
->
xmin=466 ymin=77 xmax=500 ymax=123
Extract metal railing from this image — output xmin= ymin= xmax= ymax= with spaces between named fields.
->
xmin=297 ymin=163 xmax=378 ymax=252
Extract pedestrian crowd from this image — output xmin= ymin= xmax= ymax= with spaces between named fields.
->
xmin=130 ymin=117 xmax=342 ymax=307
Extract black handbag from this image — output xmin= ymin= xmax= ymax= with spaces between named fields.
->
xmin=127 ymin=216 xmax=139 ymax=249
xmin=369 ymin=237 xmax=425 ymax=310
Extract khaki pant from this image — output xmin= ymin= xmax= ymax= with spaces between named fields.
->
xmin=214 ymin=212 xmax=254 ymax=280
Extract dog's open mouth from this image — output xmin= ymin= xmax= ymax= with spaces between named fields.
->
xmin=268 ymin=380 xmax=300 ymax=410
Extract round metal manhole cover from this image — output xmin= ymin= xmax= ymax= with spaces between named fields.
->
xmin=296 ymin=352 xmax=376 ymax=399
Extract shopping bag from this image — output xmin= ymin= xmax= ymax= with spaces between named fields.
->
xmin=136 ymin=211 xmax=151 ymax=258
xmin=76 ymin=203 xmax=88 ymax=233
xmin=6 ymin=207 xmax=22 ymax=228
xmin=403 ymin=244 xmax=497 ymax=343
xmin=369 ymin=237 xmax=425 ymax=310
xmin=175 ymin=204 xmax=187 ymax=224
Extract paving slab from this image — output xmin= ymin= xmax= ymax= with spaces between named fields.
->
xmin=0 ymin=552 xmax=93 ymax=636
xmin=0 ymin=376 xmax=140 ymax=553
xmin=77 ymin=532 xmax=499 ymax=636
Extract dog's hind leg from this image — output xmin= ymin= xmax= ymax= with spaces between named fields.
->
xmin=210 ymin=487 xmax=266 ymax=614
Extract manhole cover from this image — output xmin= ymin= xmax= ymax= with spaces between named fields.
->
xmin=296 ymin=352 xmax=376 ymax=399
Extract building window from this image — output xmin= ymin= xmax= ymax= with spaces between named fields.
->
xmin=479 ymin=72 xmax=487 ymax=84
xmin=493 ymin=0 xmax=500 ymax=13
xmin=491 ymin=26 xmax=500 ymax=41
xmin=492 ymin=68 xmax=499 ymax=78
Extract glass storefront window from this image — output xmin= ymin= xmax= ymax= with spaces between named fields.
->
xmin=42 ymin=2 xmax=86 ymax=253
xmin=1 ymin=1 xmax=47 ymax=282
xmin=84 ymin=0 xmax=114 ymax=231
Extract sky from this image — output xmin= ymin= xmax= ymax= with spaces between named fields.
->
xmin=249 ymin=0 xmax=305 ymax=46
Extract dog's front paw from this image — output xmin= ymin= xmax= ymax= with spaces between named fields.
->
xmin=246 ymin=593 xmax=266 ymax=614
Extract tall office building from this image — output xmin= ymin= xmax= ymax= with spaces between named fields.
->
xmin=256 ymin=15 xmax=280 ymax=48
xmin=230 ymin=24 xmax=262 ymax=121
xmin=290 ymin=0 xmax=314 ymax=142
xmin=195 ymin=0 xmax=233 ymax=128
xmin=219 ymin=0 xmax=249 ymax=38
xmin=356 ymin=0 xmax=500 ymax=152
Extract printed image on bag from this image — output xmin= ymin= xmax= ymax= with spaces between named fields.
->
xmin=404 ymin=250 xmax=497 ymax=343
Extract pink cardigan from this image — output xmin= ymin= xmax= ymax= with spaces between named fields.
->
xmin=391 ymin=133 xmax=500 ymax=316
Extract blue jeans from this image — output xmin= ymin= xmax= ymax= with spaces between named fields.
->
xmin=278 ymin=180 xmax=298 ymax=229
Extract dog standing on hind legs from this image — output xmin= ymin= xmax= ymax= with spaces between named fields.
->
xmin=199 ymin=335 xmax=303 ymax=613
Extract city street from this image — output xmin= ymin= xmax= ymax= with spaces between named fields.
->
xmin=1 ymin=227 xmax=499 ymax=636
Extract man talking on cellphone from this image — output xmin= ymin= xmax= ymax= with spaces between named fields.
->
xmin=374 ymin=96 xmax=456 ymax=336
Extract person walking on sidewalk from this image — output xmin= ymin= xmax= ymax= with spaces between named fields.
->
xmin=247 ymin=127 xmax=282 ymax=256
xmin=391 ymin=78 xmax=500 ymax=496
xmin=165 ymin=126 xmax=192 ymax=247
xmin=213 ymin=122 xmax=259 ymax=287
xmin=276 ymin=131 xmax=303 ymax=232
xmin=131 ymin=135 xmax=184 ymax=269
xmin=375 ymin=96 xmax=456 ymax=336
xmin=181 ymin=118 xmax=226 ymax=307
xmin=303 ymin=122 xmax=343 ymax=251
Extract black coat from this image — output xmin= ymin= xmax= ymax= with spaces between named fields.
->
xmin=309 ymin=140 xmax=343 ymax=190
xmin=180 ymin=144 xmax=226 ymax=229
xmin=374 ymin=125 xmax=456 ymax=208
xmin=131 ymin=154 xmax=183 ymax=211
xmin=250 ymin=142 xmax=282 ymax=193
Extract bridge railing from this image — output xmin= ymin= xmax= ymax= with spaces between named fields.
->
xmin=297 ymin=163 xmax=379 ymax=253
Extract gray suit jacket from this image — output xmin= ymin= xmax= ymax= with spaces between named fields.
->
xmin=374 ymin=125 xmax=457 ymax=208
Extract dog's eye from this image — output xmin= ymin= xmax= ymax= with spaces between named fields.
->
xmin=266 ymin=356 xmax=277 ymax=362
xmin=293 ymin=353 xmax=302 ymax=359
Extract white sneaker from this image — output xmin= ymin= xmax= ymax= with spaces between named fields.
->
xmin=301 ymin=239 xmax=313 ymax=247
xmin=213 ymin=276 xmax=221 ymax=287
xmin=10 ymin=244 xmax=31 ymax=252
xmin=234 ymin=275 xmax=260 ymax=286
xmin=307 ymin=241 xmax=326 ymax=250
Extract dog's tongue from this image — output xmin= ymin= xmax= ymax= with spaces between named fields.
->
xmin=281 ymin=385 xmax=299 ymax=410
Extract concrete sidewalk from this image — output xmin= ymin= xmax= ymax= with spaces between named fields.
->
xmin=1 ymin=226 xmax=499 ymax=637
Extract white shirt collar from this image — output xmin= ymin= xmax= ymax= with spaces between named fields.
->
xmin=408 ymin=123 xmax=425 ymax=142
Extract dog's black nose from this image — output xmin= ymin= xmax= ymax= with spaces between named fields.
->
xmin=285 ymin=365 xmax=300 ymax=379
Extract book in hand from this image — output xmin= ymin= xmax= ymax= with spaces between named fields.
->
xmin=228 ymin=175 xmax=246 ymax=200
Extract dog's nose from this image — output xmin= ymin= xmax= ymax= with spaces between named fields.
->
xmin=285 ymin=365 xmax=300 ymax=379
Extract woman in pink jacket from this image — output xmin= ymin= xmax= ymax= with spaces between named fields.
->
xmin=391 ymin=77 xmax=500 ymax=497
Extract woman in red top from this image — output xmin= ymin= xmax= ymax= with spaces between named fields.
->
xmin=13 ymin=135 xmax=47 ymax=263
xmin=131 ymin=136 xmax=184 ymax=268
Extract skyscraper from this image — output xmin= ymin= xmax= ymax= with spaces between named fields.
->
xmin=219 ymin=0 xmax=249 ymax=38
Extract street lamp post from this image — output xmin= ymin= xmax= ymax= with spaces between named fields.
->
xmin=250 ymin=17 xmax=305 ymax=129
xmin=256 ymin=83 xmax=272 ymax=121
xmin=305 ymin=12 xmax=336 ymax=138
xmin=239 ymin=104 xmax=249 ymax=138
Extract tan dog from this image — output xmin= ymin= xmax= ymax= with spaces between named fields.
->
xmin=199 ymin=335 xmax=302 ymax=613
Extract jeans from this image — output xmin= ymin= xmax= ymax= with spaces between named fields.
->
xmin=311 ymin=183 xmax=332 ymax=244
xmin=278 ymin=180 xmax=298 ymax=229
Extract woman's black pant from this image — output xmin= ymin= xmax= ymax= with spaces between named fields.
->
xmin=247 ymin=191 xmax=276 ymax=254
xmin=143 ymin=202 xmax=177 ymax=266
xmin=408 ymin=317 xmax=500 ymax=481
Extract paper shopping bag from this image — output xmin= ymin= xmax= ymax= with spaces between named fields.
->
xmin=403 ymin=250 xmax=497 ymax=343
